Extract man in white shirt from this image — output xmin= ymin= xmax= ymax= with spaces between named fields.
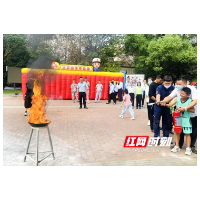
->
xmin=106 ymin=82 xmax=116 ymax=104
xmin=161 ymin=78 xmax=197 ymax=153
xmin=125 ymin=77 xmax=131 ymax=89
xmin=118 ymin=81 xmax=123 ymax=102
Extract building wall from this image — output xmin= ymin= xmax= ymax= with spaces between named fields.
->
xmin=121 ymin=67 xmax=135 ymax=74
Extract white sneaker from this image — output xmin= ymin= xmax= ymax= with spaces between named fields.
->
xmin=147 ymin=120 xmax=150 ymax=126
xmin=119 ymin=115 xmax=123 ymax=118
xmin=185 ymin=147 xmax=192 ymax=155
xmin=24 ymin=111 xmax=28 ymax=116
xmin=171 ymin=146 xmax=180 ymax=153
xmin=130 ymin=117 xmax=135 ymax=120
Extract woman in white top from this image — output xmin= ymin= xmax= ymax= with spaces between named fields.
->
xmin=142 ymin=80 xmax=148 ymax=107
xmin=128 ymin=82 xmax=135 ymax=108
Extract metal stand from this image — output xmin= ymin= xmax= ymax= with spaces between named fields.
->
xmin=24 ymin=125 xmax=55 ymax=166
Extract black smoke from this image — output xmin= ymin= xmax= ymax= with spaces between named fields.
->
xmin=27 ymin=55 xmax=52 ymax=69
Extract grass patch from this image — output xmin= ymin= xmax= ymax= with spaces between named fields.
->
xmin=3 ymin=89 xmax=22 ymax=94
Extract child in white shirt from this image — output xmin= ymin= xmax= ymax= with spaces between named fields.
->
xmin=95 ymin=80 xmax=103 ymax=103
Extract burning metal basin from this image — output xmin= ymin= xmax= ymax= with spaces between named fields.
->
xmin=28 ymin=122 xmax=51 ymax=127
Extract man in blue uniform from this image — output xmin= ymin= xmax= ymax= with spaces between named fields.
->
xmin=154 ymin=75 xmax=174 ymax=138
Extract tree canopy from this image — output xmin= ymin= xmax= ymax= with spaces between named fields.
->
xmin=3 ymin=34 xmax=197 ymax=88
xmin=124 ymin=34 xmax=197 ymax=80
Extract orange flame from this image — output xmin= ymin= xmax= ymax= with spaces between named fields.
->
xmin=28 ymin=74 xmax=50 ymax=124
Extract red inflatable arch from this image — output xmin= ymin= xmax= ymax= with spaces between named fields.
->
xmin=22 ymin=69 xmax=124 ymax=100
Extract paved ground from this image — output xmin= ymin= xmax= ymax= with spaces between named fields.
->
xmin=3 ymin=94 xmax=197 ymax=166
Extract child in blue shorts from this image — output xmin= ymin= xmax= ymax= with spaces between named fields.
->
xmin=166 ymin=87 xmax=195 ymax=155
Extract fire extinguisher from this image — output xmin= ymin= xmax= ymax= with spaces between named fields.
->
xmin=173 ymin=110 xmax=182 ymax=133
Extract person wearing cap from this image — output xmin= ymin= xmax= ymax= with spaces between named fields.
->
xmin=92 ymin=58 xmax=101 ymax=72
xmin=191 ymin=82 xmax=197 ymax=89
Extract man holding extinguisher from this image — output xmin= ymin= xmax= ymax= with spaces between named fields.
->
xmin=154 ymin=76 xmax=174 ymax=140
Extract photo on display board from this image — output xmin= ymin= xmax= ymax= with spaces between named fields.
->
xmin=126 ymin=74 xmax=145 ymax=86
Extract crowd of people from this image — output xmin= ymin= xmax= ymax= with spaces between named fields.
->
xmin=24 ymin=75 xmax=197 ymax=155
xmin=122 ymin=75 xmax=197 ymax=155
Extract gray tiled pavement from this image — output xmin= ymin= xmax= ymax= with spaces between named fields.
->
xmin=3 ymin=94 xmax=197 ymax=166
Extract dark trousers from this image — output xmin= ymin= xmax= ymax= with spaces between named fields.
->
xmin=169 ymin=114 xmax=173 ymax=132
xmin=136 ymin=94 xmax=142 ymax=108
xmin=115 ymin=92 xmax=118 ymax=100
xmin=118 ymin=88 xmax=123 ymax=102
xmin=142 ymin=91 xmax=145 ymax=106
xmin=108 ymin=93 xmax=116 ymax=103
xmin=147 ymin=103 xmax=151 ymax=120
xmin=79 ymin=92 xmax=86 ymax=108
xmin=148 ymin=104 xmax=154 ymax=131
xmin=153 ymin=105 xmax=170 ymax=137
xmin=179 ymin=116 xmax=197 ymax=148
xmin=129 ymin=93 xmax=135 ymax=107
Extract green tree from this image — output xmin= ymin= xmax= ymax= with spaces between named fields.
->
xmin=99 ymin=35 xmax=125 ymax=72
xmin=146 ymin=34 xmax=197 ymax=79
xmin=124 ymin=34 xmax=197 ymax=79
xmin=3 ymin=34 xmax=30 ymax=88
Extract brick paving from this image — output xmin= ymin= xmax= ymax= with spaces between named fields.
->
xmin=3 ymin=94 xmax=197 ymax=166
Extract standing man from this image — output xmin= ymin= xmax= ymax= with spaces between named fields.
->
xmin=118 ymin=81 xmax=123 ymax=102
xmin=125 ymin=77 xmax=131 ymax=90
xmin=110 ymin=78 xmax=117 ymax=97
xmin=85 ymin=77 xmax=90 ymax=104
xmin=146 ymin=77 xmax=153 ymax=126
xmin=77 ymin=77 xmax=88 ymax=109
xmin=154 ymin=75 xmax=174 ymax=139
xmin=148 ymin=75 xmax=163 ymax=132
xmin=161 ymin=78 xmax=197 ymax=153
xmin=106 ymin=82 xmax=116 ymax=104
